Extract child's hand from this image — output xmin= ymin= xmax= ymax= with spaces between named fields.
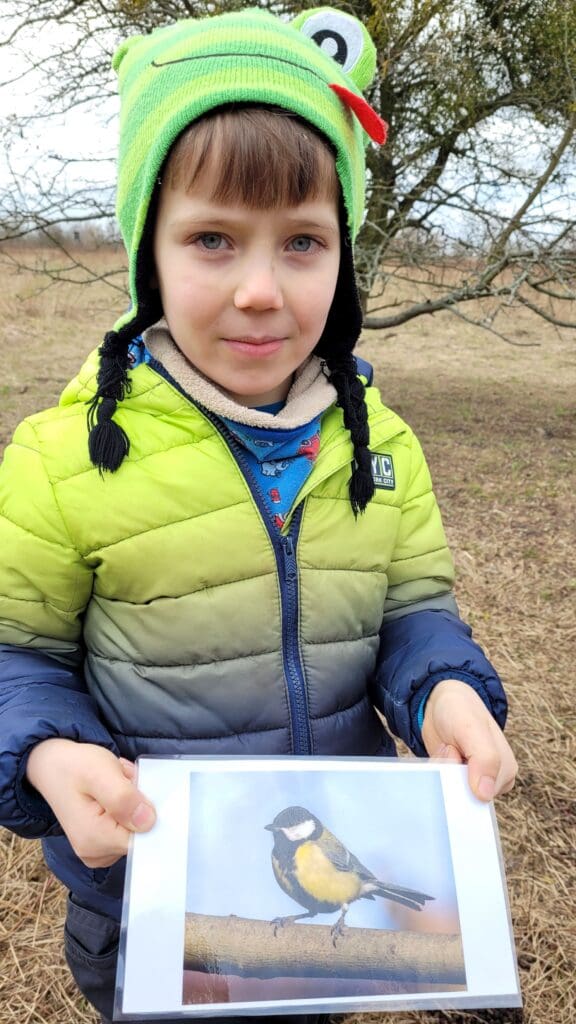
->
xmin=26 ymin=738 xmax=156 ymax=868
xmin=421 ymin=679 xmax=517 ymax=801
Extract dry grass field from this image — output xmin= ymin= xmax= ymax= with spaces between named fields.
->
xmin=0 ymin=247 xmax=574 ymax=1024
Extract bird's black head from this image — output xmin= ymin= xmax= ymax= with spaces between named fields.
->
xmin=264 ymin=805 xmax=322 ymax=843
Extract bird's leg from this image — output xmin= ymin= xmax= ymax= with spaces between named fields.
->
xmin=330 ymin=903 xmax=349 ymax=946
xmin=271 ymin=911 xmax=316 ymax=937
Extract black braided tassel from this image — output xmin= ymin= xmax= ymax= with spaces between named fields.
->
xmin=327 ymin=354 xmax=375 ymax=517
xmin=315 ymin=206 xmax=374 ymax=517
xmin=87 ymin=331 xmax=132 ymax=473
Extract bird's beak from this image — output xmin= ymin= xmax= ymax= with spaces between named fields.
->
xmin=264 ymin=823 xmax=275 ymax=831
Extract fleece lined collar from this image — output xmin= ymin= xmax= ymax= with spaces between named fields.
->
xmin=143 ymin=320 xmax=337 ymax=429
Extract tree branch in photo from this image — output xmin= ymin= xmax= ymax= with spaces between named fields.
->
xmin=183 ymin=912 xmax=466 ymax=985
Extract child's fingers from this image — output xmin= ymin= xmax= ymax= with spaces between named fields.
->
xmin=25 ymin=741 xmax=156 ymax=868
xmin=118 ymin=757 xmax=137 ymax=782
xmin=421 ymin=679 xmax=517 ymax=801
xmin=492 ymin=733 xmax=518 ymax=796
xmin=67 ymin=768 xmax=156 ymax=868
xmin=461 ymin=719 xmax=517 ymax=801
xmin=434 ymin=743 xmax=463 ymax=762
xmin=69 ymin=802 xmax=133 ymax=868
xmin=74 ymin=747 xmax=156 ymax=835
xmin=87 ymin=768 xmax=156 ymax=835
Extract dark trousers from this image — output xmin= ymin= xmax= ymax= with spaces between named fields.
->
xmin=65 ymin=893 xmax=331 ymax=1024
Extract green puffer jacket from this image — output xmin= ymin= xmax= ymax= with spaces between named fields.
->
xmin=1 ymin=349 xmax=510 ymax=914
xmin=0 ymin=348 xmax=456 ymax=765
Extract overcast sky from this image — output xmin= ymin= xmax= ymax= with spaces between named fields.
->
xmin=0 ymin=13 xmax=118 ymax=198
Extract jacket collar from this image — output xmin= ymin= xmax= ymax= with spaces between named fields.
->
xmin=143 ymin=320 xmax=337 ymax=430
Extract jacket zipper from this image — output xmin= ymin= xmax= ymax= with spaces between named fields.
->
xmin=206 ymin=417 xmax=312 ymax=755
xmin=277 ymin=507 xmax=312 ymax=754
xmin=147 ymin=359 xmax=313 ymax=756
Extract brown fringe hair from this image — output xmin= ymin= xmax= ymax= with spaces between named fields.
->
xmin=163 ymin=106 xmax=339 ymax=208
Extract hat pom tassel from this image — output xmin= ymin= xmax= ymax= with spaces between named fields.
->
xmin=87 ymin=404 xmax=130 ymax=473
xmin=87 ymin=330 xmax=131 ymax=473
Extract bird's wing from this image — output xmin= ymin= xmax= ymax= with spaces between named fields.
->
xmin=271 ymin=853 xmax=292 ymax=897
xmin=321 ymin=828 xmax=376 ymax=880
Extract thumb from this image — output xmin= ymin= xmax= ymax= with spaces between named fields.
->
xmin=440 ymin=708 xmax=500 ymax=802
xmin=83 ymin=755 xmax=156 ymax=832
xmin=466 ymin=746 xmax=499 ymax=803
xmin=117 ymin=759 xmax=155 ymax=830
xmin=129 ymin=798 xmax=156 ymax=832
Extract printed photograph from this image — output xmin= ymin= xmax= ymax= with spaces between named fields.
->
xmin=181 ymin=767 xmax=466 ymax=1007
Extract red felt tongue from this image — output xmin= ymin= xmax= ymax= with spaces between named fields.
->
xmin=329 ymin=83 xmax=388 ymax=144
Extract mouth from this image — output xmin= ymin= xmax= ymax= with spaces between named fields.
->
xmin=151 ymin=52 xmax=326 ymax=90
xmin=223 ymin=336 xmax=285 ymax=356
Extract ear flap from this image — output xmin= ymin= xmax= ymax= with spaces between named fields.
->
xmin=291 ymin=7 xmax=377 ymax=90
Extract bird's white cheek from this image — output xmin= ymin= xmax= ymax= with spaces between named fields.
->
xmin=282 ymin=820 xmax=316 ymax=841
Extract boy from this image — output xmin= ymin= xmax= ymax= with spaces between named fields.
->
xmin=0 ymin=8 xmax=516 ymax=1022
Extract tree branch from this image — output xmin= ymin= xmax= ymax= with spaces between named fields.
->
xmin=487 ymin=112 xmax=576 ymax=260
xmin=516 ymin=294 xmax=576 ymax=329
xmin=184 ymin=913 xmax=465 ymax=985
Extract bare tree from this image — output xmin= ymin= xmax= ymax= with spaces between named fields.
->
xmin=1 ymin=0 xmax=575 ymax=338
xmin=357 ymin=0 xmax=576 ymax=336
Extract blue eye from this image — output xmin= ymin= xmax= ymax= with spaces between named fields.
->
xmin=290 ymin=236 xmax=313 ymax=252
xmin=199 ymin=233 xmax=224 ymax=250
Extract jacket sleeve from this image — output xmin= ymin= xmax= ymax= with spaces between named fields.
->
xmin=0 ymin=419 xmax=117 ymax=838
xmin=0 ymin=646 xmax=119 ymax=837
xmin=370 ymin=430 xmax=507 ymax=755
xmin=372 ymin=610 xmax=507 ymax=756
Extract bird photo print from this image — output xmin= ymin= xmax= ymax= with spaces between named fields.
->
xmin=115 ymin=757 xmax=521 ymax=1018
xmin=179 ymin=762 xmax=468 ymax=1009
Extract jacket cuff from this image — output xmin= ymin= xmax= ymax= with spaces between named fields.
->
xmin=372 ymin=609 xmax=508 ymax=756
xmin=14 ymin=751 xmax=63 ymax=836
xmin=2 ymin=695 xmax=119 ymax=839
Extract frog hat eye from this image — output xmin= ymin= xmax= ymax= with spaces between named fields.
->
xmin=295 ymin=8 xmax=374 ymax=86
xmin=293 ymin=7 xmax=387 ymax=143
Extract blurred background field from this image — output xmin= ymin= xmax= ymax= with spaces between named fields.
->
xmin=0 ymin=247 xmax=574 ymax=1024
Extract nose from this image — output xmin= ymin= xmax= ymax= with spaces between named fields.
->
xmin=234 ymin=257 xmax=284 ymax=311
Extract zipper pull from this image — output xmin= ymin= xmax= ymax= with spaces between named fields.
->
xmin=281 ymin=535 xmax=297 ymax=582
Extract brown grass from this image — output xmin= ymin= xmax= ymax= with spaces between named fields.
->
xmin=0 ymin=247 xmax=575 ymax=1023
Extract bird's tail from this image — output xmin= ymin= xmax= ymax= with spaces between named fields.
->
xmin=373 ymin=882 xmax=435 ymax=912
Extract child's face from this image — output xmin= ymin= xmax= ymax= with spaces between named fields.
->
xmin=152 ymin=169 xmax=340 ymax=407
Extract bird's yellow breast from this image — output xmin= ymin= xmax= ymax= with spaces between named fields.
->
xmin=294 ymin=841 xmax=361 ymax=904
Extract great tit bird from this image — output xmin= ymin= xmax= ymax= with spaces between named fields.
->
xmin=265 ymin=805 xmax=434 ymax=939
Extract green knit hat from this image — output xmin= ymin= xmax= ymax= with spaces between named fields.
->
xmin=111 ymin=5 xmax=386 ymax=336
